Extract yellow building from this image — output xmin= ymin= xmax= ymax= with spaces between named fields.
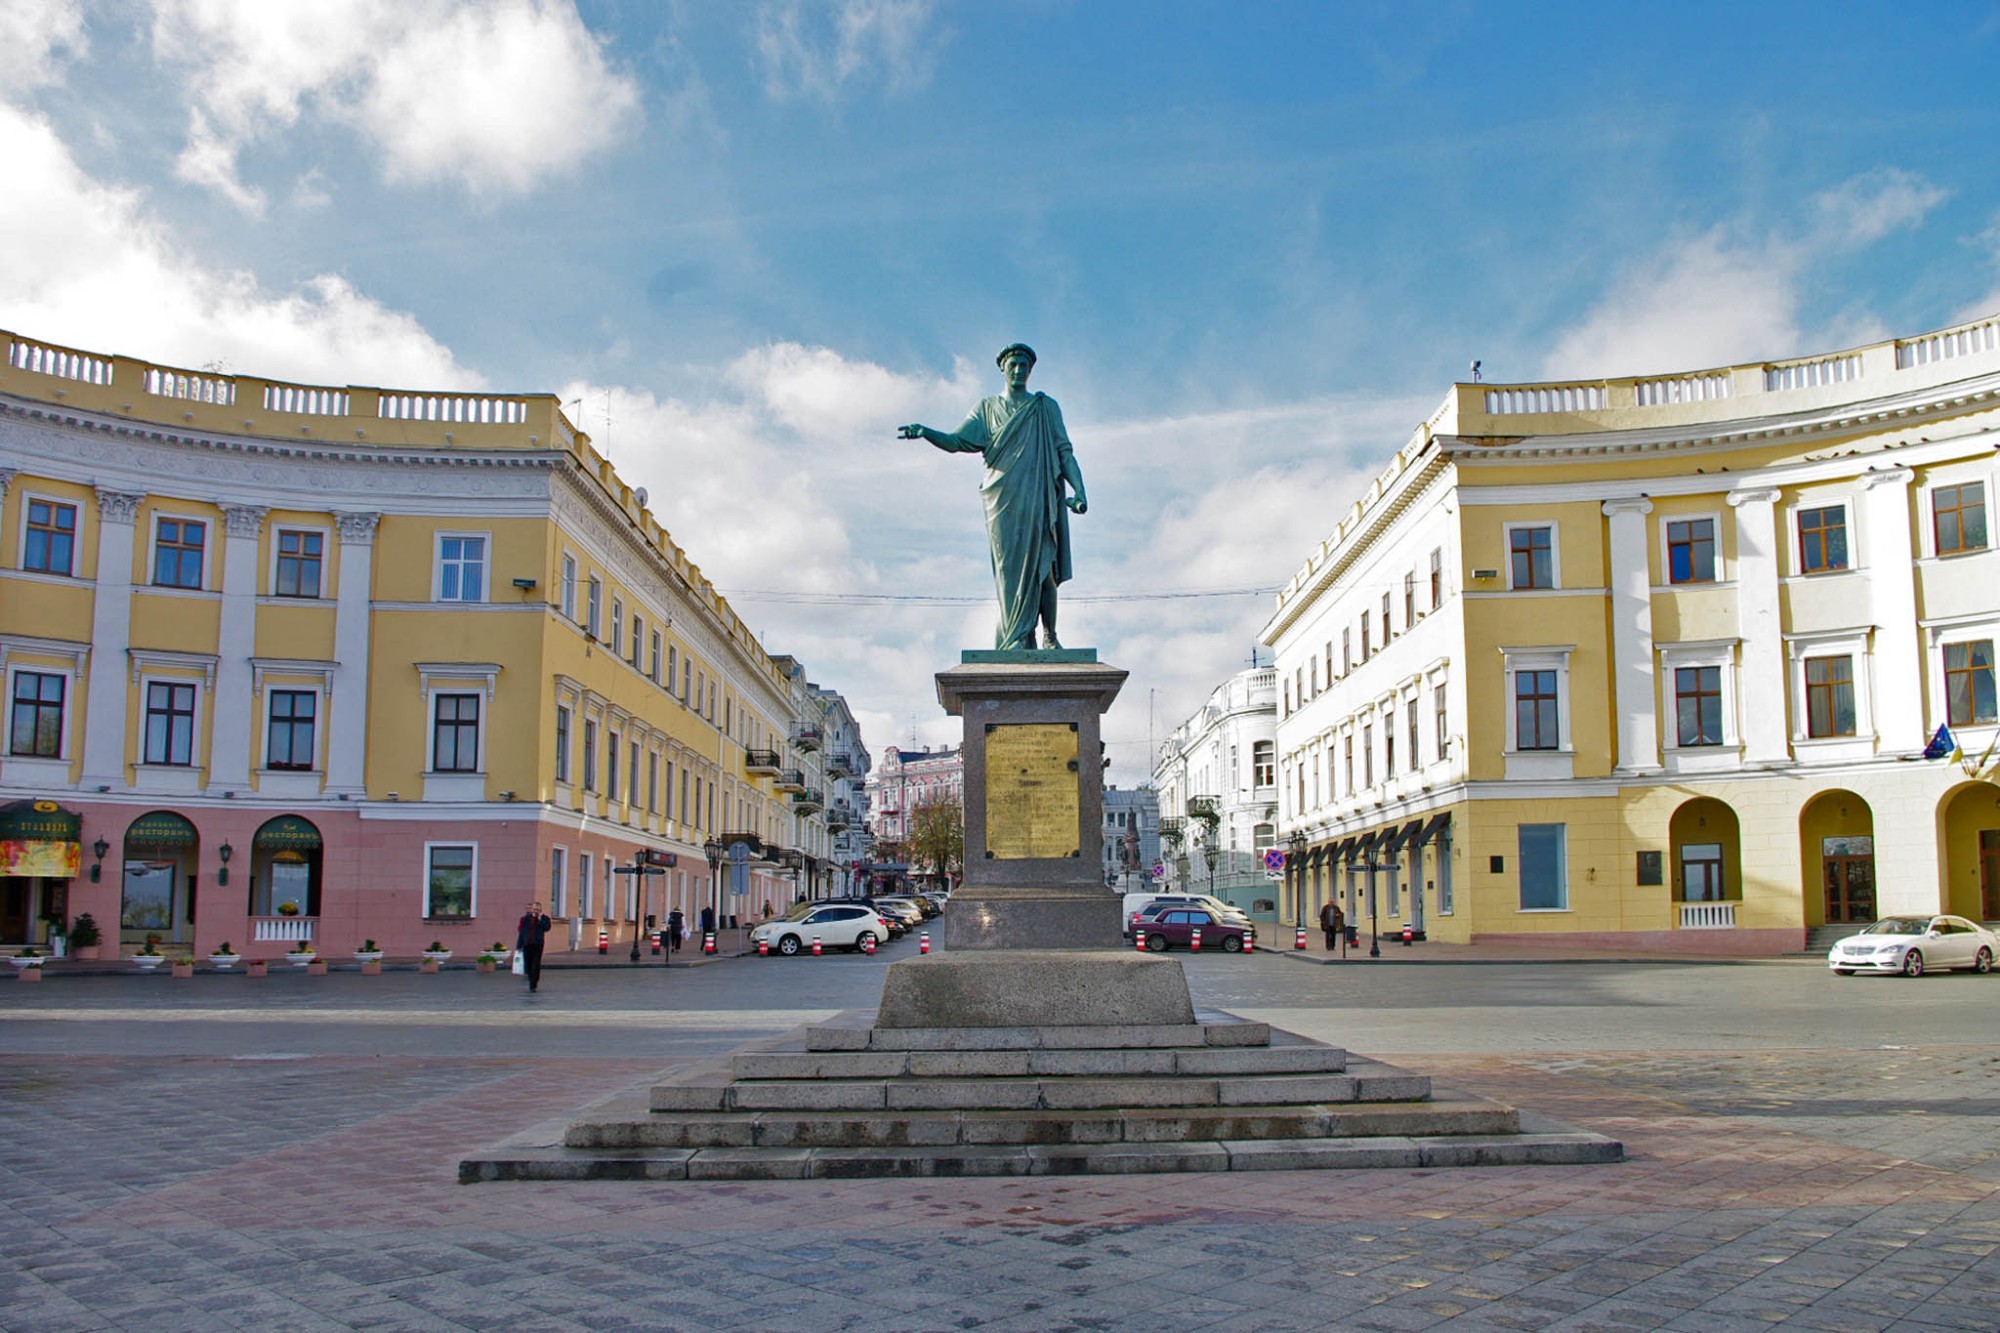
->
xmin=0 ymin=328 xmax=848 ymax=958
xmin=1263 ymin=313 xmax=2000 ymax=953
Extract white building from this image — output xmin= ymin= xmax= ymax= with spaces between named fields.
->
xmin=1151 ymin=666 xmax=1280 ymax=919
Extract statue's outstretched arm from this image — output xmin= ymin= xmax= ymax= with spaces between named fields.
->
xmin=897 ymin=423 xmax=983 ymax=454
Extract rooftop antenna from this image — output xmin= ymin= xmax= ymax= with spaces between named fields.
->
xmin=1248 ymin=645 xmax=1263 ymax=669
xmin=1470 ymin=359 xmax=1483 ymax=383
xmin=602 ymin=388 xmax=613 ymax=456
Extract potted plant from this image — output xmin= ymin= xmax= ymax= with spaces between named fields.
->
xmin=276 ymin=901 xmax=301 ymax=917
xmin=132 ymin=934 xmax=166 ymax=970
xmin=420 ymin=939 xmax=452 ymax=973
xmin=207 ymin=941 xmax=241 ymax=969
xmin=42 ymin=912 xmax=67 ymax=959
xmin=285 ymin=940 xmax=318 ymax=968
xmin=69 ymin=913 xmax=102 ymax=961
xmin=10 ymin=946 xmax=44 ymax=982
xmin=244 ymin=956 xmax=269 ymax=978
xmin=475 ymin=940 xmax=505 ymax=973
xmin=170 ymin=955 xmax=196 ymax=979
xmin=354 ymin=939 xmax=384 ymax=973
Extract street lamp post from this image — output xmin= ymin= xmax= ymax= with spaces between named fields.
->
xmin=613 ymin=854 xmax=667 ymax=963
xmin=1287 ymin=830 xmax=1308 ymax=940
xmin=1204 ymin=842 xmax=1219 ymax=902
xmin=702 ymin=838 xmax=723 ymax=938
xmin=1362 ymin=860 xmax=1394 ymax=958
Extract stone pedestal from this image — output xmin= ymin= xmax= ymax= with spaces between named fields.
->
xmin=876 ymin=951 xmax=1196 ymax=1029
xmin=936 ymin=654 xmax=1128 ymax=951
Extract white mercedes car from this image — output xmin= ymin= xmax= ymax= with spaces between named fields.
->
xmin=1827 ymin=914 xmax=1998 ymax=977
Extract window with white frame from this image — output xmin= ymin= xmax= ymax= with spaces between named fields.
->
xmin=1804 ymin=655 xmax=1856 ymax=737
xmin=549 ymin=846 xmax=568 ymax=916
xmin=274 ymin=529 xmax=325 ymax=597
xmin=555 ymin=705 xmax=572 ymax=782
xmin=1933 ymin=480 xmax=1989 ymax=556
xmin=1797 ymin=504 xmax=1849 ymax=574
xmin=606 ymin=729 xmax=621 ymax=800
xmin=1501 ymin=646 xmax=1574 ymax=754
xmin=1674 ymin=666 xmax=1723 ymax=746
xmin=1518 ymin=824 xmax=1567 ymax=910
xmin=1252 ymin=740 xmax=1274 ymax=789
xmin=1429 ymin=547 xmax=1443 ymax=608
xmin=431 ymin=693 xmax=481 ymax=771
xmin=1506 ymin=523 xmax=1555 ymax=590
xmin=425 ymin=844 xmax=475 ymax=919
xmin=586 ymin=577 xmax=602 ymax=638
xmin=8 ymin=670 xmax=65 ymax=757
xmin=630 ymin=614 xmax=642 ymax=667
xmin=582 ymin=719 xmax=598 ymax=791
xmin=1944 ymin=639 xmax=1997 ymax=727
xmin=22 ymin=497 xmax=78 ymax=575
xmin=610 ymin=598 xmax=624 ymax=655
xmin=578 ymin=853 xmax=594 ymax=918
xmin=1362 ymin=723 xmax=1374 ymax=787
xmin=152 ymin=516 xmax=207 ymax=589
xmin=1666 ymin=517 xmax=1718 ymax=584
xmin=143 ymin=680 xmax=197 ymax=765
xmin=629 ymin=740 xmax=640 ymax=804
xmin=266 ymin=689 xmax=317 ymax=769
xmin=436 ymin=534 xmax=486 ymax=602
xmin=560 ymin=554 xmax=578 ymax=619
xmin=1433 ymin=682 xmax=1448 ymax=761
xmin=1407 ymin=697 xmax=1420 ymax=770
xmin=650 ymin=631 xmax=662 ymax=682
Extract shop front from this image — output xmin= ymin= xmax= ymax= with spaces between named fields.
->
xmin=0 ymin=799 xmax=81 ymax=947
xmin=120 ymin=810 xmax=199 ymax=946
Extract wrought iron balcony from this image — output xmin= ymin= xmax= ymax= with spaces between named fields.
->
xmin=792 ymin=788 xmax=825 ymax=813
xmin=826 ymin=802 xmax=852 ymax=830
xmin=825 ymin=748 xmax=856 ymax=779
xmin=790 ymin=723 xmax=823 ymax=751
xmin=744 ymin=748 xmax=782 ymax=775
xmin=775 ymin=768 xmax=806 ymax=793
xmin=1186 ymin=795 xmax=1220 ymax=820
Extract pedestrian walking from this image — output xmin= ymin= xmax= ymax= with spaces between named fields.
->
xmin=517 ymin=901 xmax=552 ymax=992
xmin=1319 ymin=898 xmax=1344 ymax=952
xmin=699 ymin=904 xmax=715 ymax=936
xmin=666 ymin=908 xmax=684 ymax=953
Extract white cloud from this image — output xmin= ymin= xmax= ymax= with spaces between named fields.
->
xmin=753 ymin=0 xmax=940 ymax=101
xmin=150 ymin=0 xmax=641 ymax=207
xmin=0 ymin=102 xmax=474 ymax=388
xmin=0 ymin=0 xmax=87 ymax=92
xmin=1541 ymin=170 xmax=1948 ymax=380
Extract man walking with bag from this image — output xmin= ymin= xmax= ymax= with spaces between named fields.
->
xmin=1319 ymin=896 xmax=1345 ymax=953
xmin=516 ymin=901 xmax=552 ymax=993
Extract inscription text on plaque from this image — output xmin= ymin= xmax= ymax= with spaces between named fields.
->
xmin=984 ymin=723 xmax=1081 ymax=860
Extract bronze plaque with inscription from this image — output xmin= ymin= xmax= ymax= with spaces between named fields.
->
xmin=984 ymin=723 xmax=1081 ymax=860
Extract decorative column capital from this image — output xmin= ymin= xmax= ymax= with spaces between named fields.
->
xmin=1860 ymin=466 xmax=1916 ymax=492
xmin=222 ymin=504 xmax=268 ymax=538
xmin=1726 ymin=487 xmax=1783 ymax=508
xmin=335 ymin=511 xmax=381 ymax=544
xmin=95 ymin=488 xmax=145 ymax=525
xmin=1601 ymin=497 xmax=1653 ymax=517
xmin=0 ymin=468 xmax=14 ymax=500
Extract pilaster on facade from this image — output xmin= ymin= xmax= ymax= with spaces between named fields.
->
xmin=1859 ymin=468 xmax=1924 ymax=755
xmin=325 ymin=511 xmax=379 ymax=798
xmin=79 ymin=488 xmax=144 ymax=790
xmin=207 ymin=505 xmax=268 ymax=795
xmin=1602 ymin=498 xmax=1660 ymax=775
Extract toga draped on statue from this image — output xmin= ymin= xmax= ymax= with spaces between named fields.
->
xmin=934 ymin=391 xmax=1077 ymax=651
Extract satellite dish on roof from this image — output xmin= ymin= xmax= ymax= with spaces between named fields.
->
xmin=633 ymin=487 xmax=648 ymax=509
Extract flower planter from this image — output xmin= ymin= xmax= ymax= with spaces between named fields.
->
xmin=476 ymin=957 xmax=497 ymax=973
xmin=306 ymin=960 xmax=327 ymax=976
xmin=170 ymin=962 xmax=194 ymax=979
xmin=74 ymin=945 xmax=100 ymax=961
xmin=286 ymin=952 xmax=318 ymax=969
xmin=422 ymin=950 xmax=453 ymax=963
xmin=130 ymin=955 xmax=165 ymax=971
xmin=208 ymin=954 xmax=240 ymax=970
xmin=245 ymin=959 xmax=268 ymax=978
xmin=16 ymin=965 xmax=42 ymax=982
xmin=420 ymin=959 xmax=440 ymax=973
xmin=6 ymin=956 xmax=45 ymax=971
xmin=355 ymin=950 xmax=383 ymax=975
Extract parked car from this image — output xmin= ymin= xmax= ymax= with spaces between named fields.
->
xmin=1135 ymin=907 xmax=1253 ymax=953
xmin=750 ymin=903 xmax=892 ymax=956
xmin=1122 ymin=892 xmax=1253 ymax=936
xmin=871 ymin=898 xmax=924 ymax=933
xmin=1827 ymin=914 xmax=1999 ymax=976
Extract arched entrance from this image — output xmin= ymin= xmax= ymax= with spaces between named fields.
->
xmin=121 ymin=811 xmax=198 ymax=944
xmin=249 ymin=815 xmax=323 ymax=944
xmin=1937 ymin=782 xmax=2000 ymax=922
xmin=1669 ymin=797 xmax=1741 ymax=929
xmin=1800 ymin=790 xmax=1875 ymax=927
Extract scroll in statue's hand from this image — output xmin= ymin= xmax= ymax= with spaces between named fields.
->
xmin=1067 ymin=494 xmax=1088 ymax=515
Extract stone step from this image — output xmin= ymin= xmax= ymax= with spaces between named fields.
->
xmin=652 ymin=1065 xmax=1425 ymax=1114
xmin=804 ymin=1020 xmax=1271 ymax=1053
xmin=731 ymin=1042 xmax=1349 ymax=1081
xmin=463 ymin=1131 xmax=1621 ymax=1183
xmin=566 ymin=1098 xmax=1516 ymax=1150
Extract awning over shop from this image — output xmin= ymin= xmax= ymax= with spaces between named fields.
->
xmin=124 ymin=811 xmax=198 ymax=850
xmin=1344 ymin=830 xmax=1378 ymax=863
xmin=0 ymin=799 xmax=81 ymax=877
xmin=253 ymin=815 xmax=322 ymax=849
xmin=1379 ymin=819 xmax=1424 ymax=857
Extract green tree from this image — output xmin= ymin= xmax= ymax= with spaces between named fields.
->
xmin=908 ymin=797 xmax=965 ymax=885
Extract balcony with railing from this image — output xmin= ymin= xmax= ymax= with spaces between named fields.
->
xmin=744 ymin=749 xmax=782 ymax=776
xmin=792 ymin=788 xmax=825 ymax=813
xmin=251 ymin=915 xmax=316 ymax=944
xmin=775 ymin=768 xmax=805 ymax=793
xmin=790 ymin=723 xmax=823 ymax=752
xmin=825 ymin=748 xmax=856 ymax=779
xmin=1185 ymin=796 xmax=1220 ymax=821
xmin=827 ymin=802 xmax=852 ymax=830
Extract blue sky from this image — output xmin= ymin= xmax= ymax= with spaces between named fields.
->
xmin=6 ymin=1 xmax=2000 ymax=783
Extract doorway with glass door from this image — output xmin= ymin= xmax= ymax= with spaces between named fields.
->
xmin=1822 ymin=836 xmax=1876 ymax=925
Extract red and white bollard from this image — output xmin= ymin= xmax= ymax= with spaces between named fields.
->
xmin=861 ymin=935 xmax=875 ymax=955
xmin=1190 ymin=927 xmax=1202 ymax=953
xmin=1401 ymin=923 xmax=1414 ymax=946
xmin=1243 ymin=931 xmax=1255 ymax=953
xmin=1134 ymin=928 xmax=1147 ymax=952
xmin=757 ymin=938 xmax=769 ymax=957
xmin=919 ymin=932 xmax=930 ymax=955
xmin=811 ymin=935 xmax=823 ymax=957
xmin=1295 ymin=925 xmax=1307 ymax=951
xmin=702 ymin=931 xmax=716 ymax=955
xmin=651 ymin=930 xmax=663 ymax=955
xmin=597 ymin=927 xmax=608 ymax=955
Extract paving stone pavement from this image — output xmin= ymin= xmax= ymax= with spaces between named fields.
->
xmin=4 ymin=1040 xmax=1999 ymax=1332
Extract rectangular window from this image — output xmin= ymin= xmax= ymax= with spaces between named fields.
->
xmin=1509 ymin=526 xmax=1552 ymax=589
xmin=1798 ymin=506 xmax=1848 ymax=574
xmin=680 ymin=768 xmax=690 ymax=823
xmin=667 ymin=645 xmax=679 ymax=694
xmin=579 ymin=854 xmax=594 ymax=919
xmin=1429 ymin=547 xmax=1443 ymax=607
xmin=153 ymin=518 xmax=206 ymax=589
xmin=1946 ymin=641 xmax=1997 ymax=727
xmin=582 ymin=719 xmax=597 ymax=791
xmin=606 ymin=730 xmax=621 ymax=800
xmin=274 ymin=529 xmax=324 ymax=597
xmin=1252 ymin=739 xmax=1275 ymax=789
xmin=1404 ymin=572 xmax=1416 ymax=627
xmin=682 ymin=659 xmax=692 ymax=701
xmin=1360 ymin=612 xmax=1371 ymax=661
xmin=143 ymin=681 xmax=196 ymax=765
xmin=426 ymin=845 xmax=475 ymax=919
xmin=555 ymin=705 xmax=571 ymax=782
xmin=560 ymin=554 xmax=577 ymax=619
xmin=586 ymin=577 xmax=602 ymax=638
xmin=1382 ymin=591 xmax=1393 ymax=640
xmin=630 ymin=614 xmax=643 ymax=666
xmin=610 ymin=598 xmax=624 ymax=655
xmin=432 ymin=693 xmax=480 ymax=771
xmin=9 ymin=671 xmax=65 ymax=757
xmin=692 ymin=775 xmax=704 ymax=831
xmin=650 ymin=631 xmax=662 ymax=682
xmin=1362 ymin=724 xmax=1374 ymax=788
xmin=1309 ymin=659 xmax=1318 ymax=696
xmin=1434 ymin=683 xmax=1448 ymax=760
xmin=1384 ymin=720 xmax=1395 ymax=778
xmin=1667 ymin=518 xmax=1716 ymax=584
xmin=267 ymin=690 xmax=317 ymax=769
xmin=666 ymin=759 xmax=677 ymax=820
xmin=1518 ymin=824 xmax=1567 ymax=910
xmin=1342 ymin=629 xmax=1351 ymax=674
xmin=1344 ymin=735 xmax=1354 ymax=792
xmin=1407 ymin=698 xmax=1420 ymax=770
xmin=647 ymin=752 xmax=660 ymax=813
xmin=437 ymin=535 xmax=485 ymax=601
xmin=549 ymin=846 xmax=567 ymax=916
xmin=1935 ymin=481 xmax=1989 ymax=555
xmin=1515 ymin=670 xmax=1560 ymax=750
xmin=1674 ymin=666 xmax=1722 ymax=746
xmin=23 ymin=498 xmax=77 ymax=575
xmin=1805 ymin=656 xmax=1856 ymax=738
xmin=628 ymin=741 xmax=640 ymax=807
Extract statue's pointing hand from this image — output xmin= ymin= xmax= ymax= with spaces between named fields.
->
xmin=897 ymin=424 xmax=927 ymax=441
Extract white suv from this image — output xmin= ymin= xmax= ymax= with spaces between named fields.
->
xmin=751 ymin=903 xmax=891 ymax=956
